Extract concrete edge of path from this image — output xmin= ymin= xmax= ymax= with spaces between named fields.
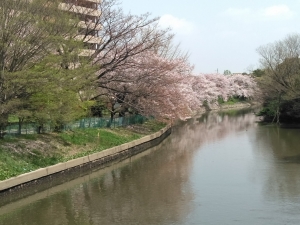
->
xmin=0 ymin=125 xmax=171 ymax=192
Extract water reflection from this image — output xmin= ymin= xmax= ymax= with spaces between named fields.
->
xmin=0 ymin=135 xmax=195 ymax=225
xmin=251 ymin=124 xmax=300 ymax=202
xmin=1 ymin=109 xmax=300 ymax=224
xmin=172 ymin=108 xmax=257 ymax=153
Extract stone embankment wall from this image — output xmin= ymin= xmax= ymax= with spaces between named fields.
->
xmin=0 ymin=125 xmax=171 ymax=194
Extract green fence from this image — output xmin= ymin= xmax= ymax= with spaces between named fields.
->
xmin=3 ymin=115 xmax=147 ymax=137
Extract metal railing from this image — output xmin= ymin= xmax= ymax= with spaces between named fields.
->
xmin=2 ymin=115 xmax=147 ymax=137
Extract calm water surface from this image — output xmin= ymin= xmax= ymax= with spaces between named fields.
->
xmin=1 ymin=109 xmax=300 ymax=225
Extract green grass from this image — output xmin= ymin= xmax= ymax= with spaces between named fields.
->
xmin=59 ymin=128 xmax=143 ymax=147
xmin=141 ymin=120 xmax=166 ymax=131
xmin=220 ymin=96 xmax=248 ymax=105
xmin=0 ymin=120 xmax=166 ymax=181
xmin=0 ymin=149 xmax=38 ymax=180
xmin=59 ymin=128 xmax=144 ymax=160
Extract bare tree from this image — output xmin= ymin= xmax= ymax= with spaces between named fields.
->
xmin=72 ymin=0 xmax=172 ymax=85
xmin=257 ymin=33 xmax=300 ymax=123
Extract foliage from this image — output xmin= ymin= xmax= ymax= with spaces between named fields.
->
xmin=0 ymin=0 xmax=261 ymax=180
xmin=0 ymin=0 xmax=97 ymax=136
xmin=224 ymin=70 xmax=232 ymax=75
xmin=221 ymin=96 xmax=246 ymax=105
xmin=0 ymin=0 xmax=260 ymax=136
xmin=27 ymin=58 xmax=97 ymax=130
xmin=257 ymin=100 xmax=278 ymax=121
xmin=252 ymin=69 xmax=265 ymax=77
xmin=257 ymin=33 xmax=300 ymax=123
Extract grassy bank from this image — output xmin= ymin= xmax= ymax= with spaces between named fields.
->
xmin=0 ymin=120 xmax=166 ymax=181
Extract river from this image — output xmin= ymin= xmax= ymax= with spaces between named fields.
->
xmin=1 ymin=109 xmax=300 ymax=225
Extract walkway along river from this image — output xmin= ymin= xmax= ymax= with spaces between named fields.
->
xmin=1 ymin=108 xmax=300 ymax=224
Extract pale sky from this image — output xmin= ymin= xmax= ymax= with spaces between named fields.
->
xmin=120 ymin=0 xmax=300 ymax=74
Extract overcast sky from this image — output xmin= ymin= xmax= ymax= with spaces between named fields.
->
xmin=120 ymin=0 xmax=300 ymax=74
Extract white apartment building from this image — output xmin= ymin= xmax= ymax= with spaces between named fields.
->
xmin=59 ymin=0 xmax=102 ymax=56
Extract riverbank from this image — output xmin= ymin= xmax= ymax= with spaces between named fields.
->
xmin=2 ymin=109 xmax=300 ymax=225
xmin=0 ymin=103 xmax=255 ymax=192
xmin=0 ymin=120 xmax=166 ymax=182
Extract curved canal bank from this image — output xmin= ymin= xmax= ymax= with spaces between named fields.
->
xmin=0 ymin=102 xmax=256 ymax=195
xmin=2 ymin=108 xmax=300 ymax=224
xmin=0 ymin=103 xmax=255 ymax=195
xmin=0 ymin=125 xmax=171 ymax=194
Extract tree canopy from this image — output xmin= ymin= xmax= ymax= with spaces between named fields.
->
xmin=257 ymin=33 xmax=300 ymax=123
xmin=0 ymin=0 xmax=97 ymax=135
xmin=0 ymin=0 xmax=260 ymax=137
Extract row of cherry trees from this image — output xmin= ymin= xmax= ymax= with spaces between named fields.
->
xmin=94 ymin=49 xmax=259 ymax=121
xmin=0 ymin=0 xmax=259 ymax=135
xmin=84 ymin=0 xmax=259 ymax=121
xmin=191 ymin=73 xmax=258 ymax=106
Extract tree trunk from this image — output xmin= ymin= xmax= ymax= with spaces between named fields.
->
xmin=18 ymin=118 xmax=23 ymax=135
xmin=272 ymin=93 xmax=282 ymax=124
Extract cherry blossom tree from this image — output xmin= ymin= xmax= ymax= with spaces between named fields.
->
xmin=77 ymin=0 xmax=173 ymax=79
xmin=95 ymin=57 xmax=259 ymax=120
xmin=191 ymin=74 xmax=229 ymax=105
xmin=76 ymin=0 xmax=202 ymax=120
xmin=228 ymin=74 xmax=258 ymax=99
xmin=96 ymin=51 xmax=198 ymax=121
xmin=191 ymin=73 xmax=258 ymax=110
xmin=77 ymin=0 xmax=259 ymax=120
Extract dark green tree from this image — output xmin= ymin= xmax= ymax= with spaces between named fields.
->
xmin=252 ymin=69 xmax=265 ymax=77
xmin=223 ymin=70 xmax=231 ymax=75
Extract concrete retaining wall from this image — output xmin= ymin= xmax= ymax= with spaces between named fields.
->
xmin=0 ymin=125 xmax=171 ymax=194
